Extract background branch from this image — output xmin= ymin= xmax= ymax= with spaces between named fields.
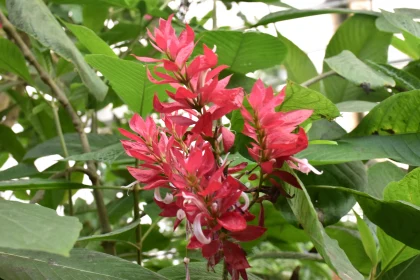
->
xmin=0 ymin=10 xmax=114 ymax=254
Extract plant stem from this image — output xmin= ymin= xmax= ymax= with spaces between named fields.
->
xmin=250 ymin=251 xmax=324 ymax=262
xmin=51 ymin=101 xmax=73 ymax=216
xmin=133 ymin=159 xmax=143 ymax=266
xmin=212 ymin=0 xmax=217 ymax=30
xmin=0 ymin=11 xmax=115 ymax=254
xmin=222 ymin=259 xmax=229 ymax=280
xmin=300 ymin=70 xmax=337 ymax=87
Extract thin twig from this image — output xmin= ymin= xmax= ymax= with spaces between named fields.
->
xmin=250 ymin=251 xmax=324 ymax=262
xmin=300 ymin=70 xmax=337 ymax=87
xmin=133 ymin=159 xmax=143 ymax=265
xmin=51 ymin=101 xmax=73 ymax=215
xmin=0 ymin=11 xmax=115 ymax=254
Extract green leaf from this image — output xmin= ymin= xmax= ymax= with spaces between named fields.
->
xmin=0 ymin=124 xmax=25 ymax=161
xmin=85 ymin=54 xmax=168 ymax=116
xmin=296 ymin=133 xmax=420 ymax=166
xmin=354 ymin=211 xmax=378 ymax=266
xmin=63 ymin=21 xmax=117 ymax=58
xmin=7 ymin=0 xmax=108 ymax=100
xmin=0 ymin=178 xmax=88 ymax=191
xmin=0 ymin=163 xmax=39 ymax=181
xmin=0 ymin=248 xmax=167 ymax=280
xmin=382 ymin=255 xmax=420 ymax=280
xmin=325 ymin=50 xmax=395 ymax=89
xmin=391 ymin=35 xmax=420 ymax=59
xmin=323 ymin=15 xmax=392 ymax=103
xmin=0 ymin=200 xmax=81 ymax=256
xmin=377 ymin=168 xmax=420 ymax=271
xmin=381 ymin=9 xmax=420 ymax=38
xmin=277 ymin=33 xmax=319 ymax=91
xmin=280 ymin=168 xmax=364 ymax=280
xmin=101 ymin=22 xmax=142 ymax=45
xmin=281 ymin=81 xmax=340 ymax=121
xmin=197 ymin=31 xmax=287 ymax=74
xmin=49 ymin=0 xmax=138 ymax=8
xmin=0 ymin=38 xmax=33 ymax=83
xmin=325 ymin=226 xmax=371 ymax=275
xmin=66 ymin=142 xmax=127 ymax=163
xmin=306 ymin=184 xmax=420 ymax=252
xmin=367 ymin=161 xmax=405 ymax=199
xmin=255 ymin=8 xmax=379 ymax=26
xmin=299 ymin=161 xmax=367 ymax=226
xmin=350 ymin=90 xmax=420 ymax=136
xmin=336 ymin=100 xmax=378 ymax=112
xmin=366 ymin=61 xmax=420 ymax=91
xmin=24 ymin=133 xmax=119 ymax=160
xmin=158 ymin=262 xmax=261 ymax=280
xmin=307 ymin=119 xmax=347 ymax=141
xmin=82 ymin=4 xmax=108 ymax=33
xmin=78 ymin=219 xmax=140 ymax=242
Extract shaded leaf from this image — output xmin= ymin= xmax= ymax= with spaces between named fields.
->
xmin=0 ymin=248 xmax=167 ymax=280
xmin=367 ymin=161 xmax=405 ymax=199
xmin=0 ymin=178 xmax=88 ymax=191
xmin=366 ymin=61 xmax=420 ymax=91
xmin=324 ymin=50 xmax=395 ymax=88
xmin=350 ymin=90 xmax=420 ymax=136
xmin=323 ymin=15 xmax=392 ymax=103
xmin=0 ymin=200 xmax=81 ymax=256
xmin=336 ymin=100 xmax=377 ymax=112
xmin=0 ymin=38 xmax=32 ymax=83
xmin=197 ymin=31 xmax=287 ymax=74
xmin=0 ymin=124 xmax=25 ymax=161
xmin=63 ymin=21 xmax=117 ymax=57
xmin=297 ymin=133 xmax=420 ymax=166
xmin=7 ymin=0 xmax=108 ymax=100
xmin=255 ymin=8 xmax=379 ymax=26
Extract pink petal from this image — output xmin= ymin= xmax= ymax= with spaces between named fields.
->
xmin=202 ymin=239 xmax=221 ymax=258
xmin=217 ymin=212 xmax=247 ymax=232
xmin=221 ymin=127 xmax=235 ymax=152
xmin=230 ymin=225 xmax=266 ymax=242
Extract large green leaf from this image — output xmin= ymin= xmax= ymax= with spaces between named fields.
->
xmin=0 ymin=163 xmax=39 ymax=181
xmin=299 ymin=161 xmax=367 ymax=226
xmin=325 ymin=226 xmax=371 ymax=275
xmin=0 ymin=38 xmax=32 ymax=83
xmin=324 ymin=50 xmax=395 ymax=88
xmin=85 ymin=54 xmax=168 ymax=115
xmin=306 ymin=184 xmax=420 ymax=252
xmin=354 ymin=211 xmax=378 ymax=267
xmin=382 ymin=255 xmax=420 ymax=280
xmin=280 ymin=168 xmax=364 ymax=280
xmin=0 ymin=200 xmax=81 ymax=256
xmin=367 ymin=61 xmax=420 ymax=91
xmin=78 ymin=219 xmax=140 ymax=242
xmin=0 ymin=248 xmax=167 ymax=280
xmin=66 ymin=143 xmax=127 ymax=163
xmin=7 ymin=0 xmax=108 ymax=100
xmin=82 ymin=4 xmax=108 ymax=33
xmin=378 ymin=168 xmax=420 ymax=272
xmin=336 ymin=100 xmax=377 ymax=112
xmin=277 ymin=33 xmax=319 ymax=91
xmin=350 ymin=90 xmax=420 ymax=136
xmin=197 ymin=31 xmax=287 ymax=74
xmin=24 ymin=133 xmax=119 ymax=160
xmin=281 ymin=81 xmax=340 ymax=121
xmin=0 ymin=178 xmax=88 ymax=191
xmin=63 ymin=21 xmax=117 ymax=57
xmin=0 ymin=124 xmax=25 ymax=161
xmin=381 ymin=9 xmax=420 ymax=38
xmin=158 ymin=262 xmax=260 ymax=280
xmin=307 ymin=119 xmax=347 ymax=141
xmin=367 ymin=162 xmax=405 ymax=199
xmin=255 ymin=8 xmax=379 ymax=26
xmin=391 ymin=35 xmax=420 ymax=59
xmin=323 ymin=15 xmax=392 ymax=103
xmin=296 ymin=133 xmax=420 ymax=166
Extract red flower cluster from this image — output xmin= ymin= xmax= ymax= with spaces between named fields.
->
xmin=120 ymin=15 xmax=319 ymax=280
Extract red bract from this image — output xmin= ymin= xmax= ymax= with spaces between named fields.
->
xmin=120 ymin=15 xmax=316 ymax=280
xmin=241 ymin=80 xmax=322 ymax=188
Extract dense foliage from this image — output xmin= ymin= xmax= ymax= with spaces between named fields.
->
xmin=1 ymin=1 xmax=420 ymax=280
